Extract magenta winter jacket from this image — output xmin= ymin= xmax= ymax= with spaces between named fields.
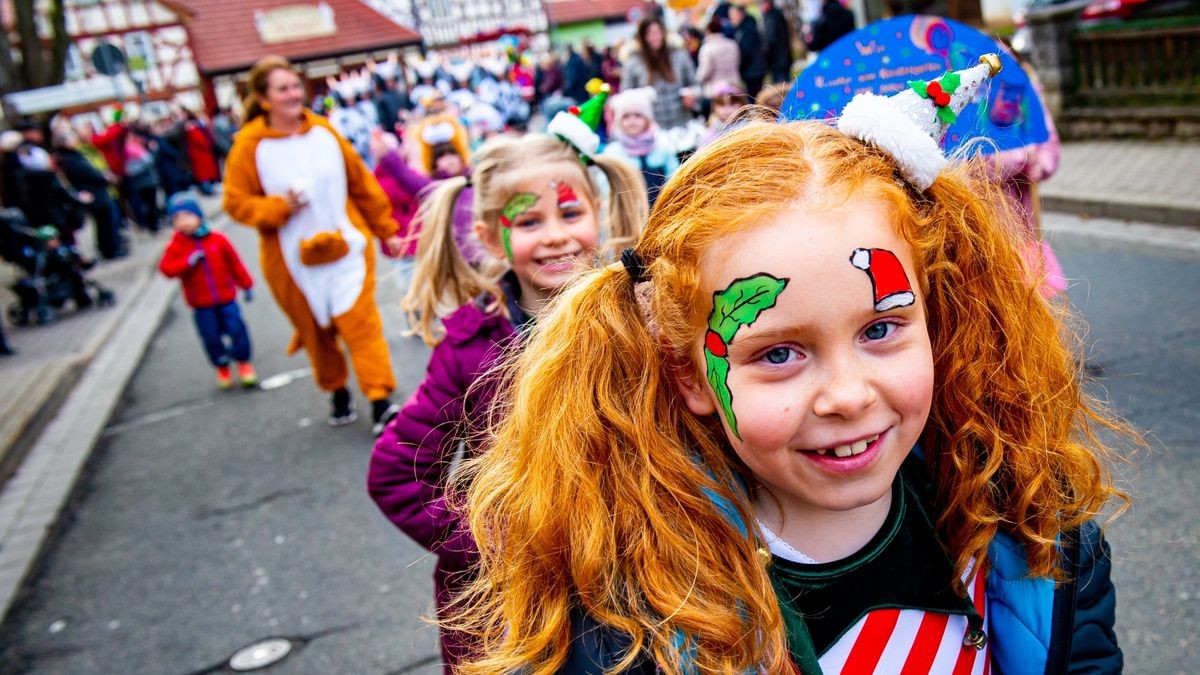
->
xmin=369 ymin=300 xmax=513 ymax=567
xmin=377 ymin=150 xmax=485 ymax=264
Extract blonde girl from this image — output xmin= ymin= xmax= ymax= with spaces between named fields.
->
xmin=449 ymin=78 xmax=1131 ymax=672
xmin=368 ymin=130 xmax=647 ymax=672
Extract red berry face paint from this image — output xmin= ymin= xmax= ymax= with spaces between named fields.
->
xmin=849 ymin=248 xmax=914 ymax=312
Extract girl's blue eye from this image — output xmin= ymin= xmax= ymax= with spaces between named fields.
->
xmin=763 ymin=347 xmax=793 ymax=365
xmin=864 ymin=321 xmax=897 ymax=341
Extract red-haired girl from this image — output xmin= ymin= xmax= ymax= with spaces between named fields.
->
xmin=449 ymin=57 xmax=1132 ymax=674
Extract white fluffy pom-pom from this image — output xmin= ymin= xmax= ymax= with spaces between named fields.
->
xmin=837 ymin=93 xmax=946 ymax=191
xmin=547 ymin=112 xmax=600 ymax=160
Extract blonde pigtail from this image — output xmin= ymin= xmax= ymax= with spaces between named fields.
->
xmin=590 ymin=155 xmax=649 ymax=253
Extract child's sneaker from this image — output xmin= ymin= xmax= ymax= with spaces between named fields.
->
xmin=216 ymin=365 xmax=234 ymax=390
xmin=328 ymin=388 xmax=357 ymax=427
xmin=371 ymin=399 xmax=400 ymax=437
xmin=237 ymin=362 xmax=258 ymax=388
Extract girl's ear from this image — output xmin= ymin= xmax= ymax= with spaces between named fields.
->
xmin=474 ymin=220 xmax=505 ymax=260
xmin=673 ymin=354 xmax=717 ymax=416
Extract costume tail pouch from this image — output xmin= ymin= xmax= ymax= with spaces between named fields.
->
xmin=298 ymin=229 xmax=351 ymax=266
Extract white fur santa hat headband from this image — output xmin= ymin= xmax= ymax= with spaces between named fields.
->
xmin=837 ymin=54 xmax=1002 ymax=191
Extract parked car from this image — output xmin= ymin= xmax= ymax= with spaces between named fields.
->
xmin=1012 ymin=0 xmax=1093 ymax=53
xmin=1079 ymin=0 xmax=1200 ymax=23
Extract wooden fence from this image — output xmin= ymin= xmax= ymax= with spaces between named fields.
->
xmin=1072 ymin=23 xmax=1200 ymax=105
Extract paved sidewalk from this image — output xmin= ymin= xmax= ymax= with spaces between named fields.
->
xmin=0 ymin=194 xmax=222 ymax=619
xmin=1043 ymin=140 xmax=1200 ymax=228
xmin=0 ymin=227 xmax=170 ymax=481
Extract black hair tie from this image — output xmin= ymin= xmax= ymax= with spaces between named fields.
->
xmin=621 ymin=248 xmax=648 ymax=283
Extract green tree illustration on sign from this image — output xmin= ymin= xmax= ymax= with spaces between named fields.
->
xmin=704 ymin=273 xmax=790 ymax=439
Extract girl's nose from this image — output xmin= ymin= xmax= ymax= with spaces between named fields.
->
xmin=540 ymin=216 xmax=570 ymax=245
xmin=812 ymin=354 xmax=876 ymax=418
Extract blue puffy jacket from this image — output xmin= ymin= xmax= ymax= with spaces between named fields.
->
xmin=987 ymin=521 xmax=1121 ymax=674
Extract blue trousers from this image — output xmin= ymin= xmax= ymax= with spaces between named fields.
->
xmin=193 ymin=301 xmax=251 ymax=367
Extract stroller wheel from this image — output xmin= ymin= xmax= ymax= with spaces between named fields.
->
xmin=7 ymin=304 xmax=29 ymax=326
xmin=97 ymin=289 xmax=116 ymax=307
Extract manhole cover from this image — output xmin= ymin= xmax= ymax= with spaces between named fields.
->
xmin=229 ymin=638 xmax=293 ymax=671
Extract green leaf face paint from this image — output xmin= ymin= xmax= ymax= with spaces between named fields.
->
xmin=498 ymin=192 xmax=539 ymax=260
xmin=704 ymin=273 xmax=790 ymax=439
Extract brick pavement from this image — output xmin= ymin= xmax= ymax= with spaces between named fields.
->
xmin=1042 ymin=141 xmax=1200 ymax=227
xmin=0 ymin=196 xmax=219 ymax=619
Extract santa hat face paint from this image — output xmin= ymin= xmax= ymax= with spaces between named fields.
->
xmin=850 ymin=248 xmax=914 ymax=312
xmin=551 ymin=180 xmax=581 ymax=210
xmin=836 ymin=54 xmax=1002 ymax=191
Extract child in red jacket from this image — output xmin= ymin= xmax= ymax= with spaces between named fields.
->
xmin=159 ymin=192 xmax=257 ymax=389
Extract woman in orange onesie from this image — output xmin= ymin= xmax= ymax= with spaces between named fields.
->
xmin=223 ymin=56 xmax=404 ymax=435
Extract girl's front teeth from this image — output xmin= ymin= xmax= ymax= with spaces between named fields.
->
xmin=818 ymin=433 xmax=880 ymax=457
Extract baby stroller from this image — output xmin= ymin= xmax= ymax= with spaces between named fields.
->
xmin=1 ymin=209 xmax=115 ymax=326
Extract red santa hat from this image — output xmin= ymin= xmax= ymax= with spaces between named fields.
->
xmin=850 ymin=248 xmax=914 ymax=312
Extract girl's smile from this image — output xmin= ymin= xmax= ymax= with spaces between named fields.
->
xmin=797 ymin=429 xmax=886 ymax=474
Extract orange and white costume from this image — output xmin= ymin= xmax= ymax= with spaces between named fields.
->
xmin=223 ymin=110 xmax=398 ymax=401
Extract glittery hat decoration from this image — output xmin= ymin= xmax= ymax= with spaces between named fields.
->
xmin=546 ymin=80 xmax=610 ymax=162
xmin=836 ymin=54 xmax=1002 ymax=191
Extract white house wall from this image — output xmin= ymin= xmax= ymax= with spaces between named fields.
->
xmin=51 ymin=0 xmax=202 ymax=115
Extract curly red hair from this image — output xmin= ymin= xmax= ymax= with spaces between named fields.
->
xmin=447 ymin=120 xmax=1132 ymax=673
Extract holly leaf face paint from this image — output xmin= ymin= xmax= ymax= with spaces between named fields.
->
xmin=849 ymin=248 xmax=914 ymax=312
xmin=705 ymin=350 xmax=733 ymax=432
xmin=498 ymin=192 xmax=539 ymax=260
xmin=704 ymin=273 xmax=790 ymax=439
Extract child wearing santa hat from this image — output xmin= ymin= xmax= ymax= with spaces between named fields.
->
xmin=445 ymin=55 xmax=1132 ymax=674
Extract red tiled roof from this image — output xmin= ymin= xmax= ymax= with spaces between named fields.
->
xmin=181 ymin=0 xmax=420 ymax=76
xmin=544 ymin=0 xmax=647 ymax=25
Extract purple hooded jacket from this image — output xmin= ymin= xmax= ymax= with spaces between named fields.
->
xmin=377 ymin=151 xmax=486 ymax=265
xmin=368 ymin=276 xmax=528 ymax=669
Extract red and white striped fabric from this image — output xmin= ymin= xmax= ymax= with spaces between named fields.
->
xmin=816 ymin=568 xmax=990 ymax=675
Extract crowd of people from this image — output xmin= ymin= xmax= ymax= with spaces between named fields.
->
xmin=0 ymin=3 xmax=1124 ymax=673
xmin=0 ymin=103 xmax=231 ymax=352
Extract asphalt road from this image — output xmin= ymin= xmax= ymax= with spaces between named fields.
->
xmin=0 ymin=213 xmax=1196 ymax=674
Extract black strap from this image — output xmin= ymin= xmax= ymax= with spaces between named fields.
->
xmin=620 ymin=248 xmax=648 ymax=283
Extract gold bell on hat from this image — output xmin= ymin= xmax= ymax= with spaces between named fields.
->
xmin=979 ymin=53 xmax=1003 ymax=77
